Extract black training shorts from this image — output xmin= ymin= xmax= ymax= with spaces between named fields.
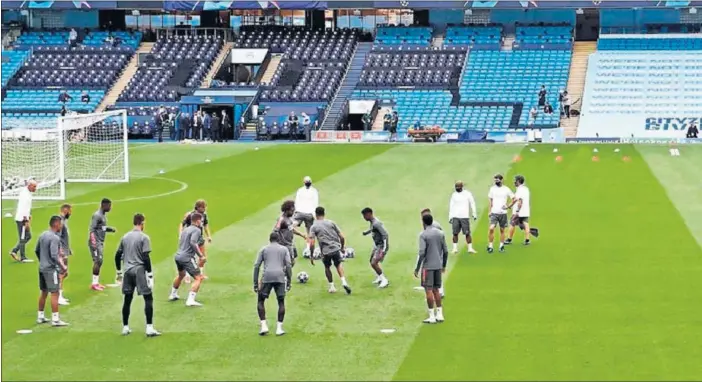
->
xmin=421 ymin=269 xmax=442 ymax=289
xmin=259 ymin=282 xmax=286 ymax=299
xmin=322 ymin=251 xmax=343 ymax=268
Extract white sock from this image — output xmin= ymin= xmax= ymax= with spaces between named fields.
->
xmin=200 ymin=267 xmax=204 ymax=274
xmin=38 ymin=311 xmax=45 ymax=319
xmin=341 ymin=277 xmax=348 ymax=286
xmin=123 ymin=325 xmax=130 ymax=331
xmin=380 ymin=273 xmax=387 ymax=281
xmin=51 ymin=312 xmax=59 ymax=322
xmin=452 ymin=243 xmax=457 ymax=251
xmin=92 ymin=275 xmax=99 ymax=285
xmin=428 ymin=308 xmax=435 ymax=319
xmin=170 ymin=287 xmax=178 ymax=296
xmin=468 ymin=243 xmax=474 ymax=251
xmin=187 ymin=291 xmax=197 ymax=301
xmin=305 ymin=242 xmax=310 ymax=250
xmin=488 ymin=242 xmax=493 ymax=248
xmin=59 ymin=290 xmax=64 ymax=299
xmin=260 ymin=320 xmax=267 ymax=327
xmin=277 ymin=322 xmax=283 ymax=330
xmin=439 ymin=286 xmax=444 ymax=295
xmin=436 ymin=307 xmax=443 ymax=316
xmin=500 ymin=242 xmax=504 ymax=247
xmin=146 ymin=324 xmax=153 ymax=331
xmin=329 ymin=282 xmax=335 ymax=288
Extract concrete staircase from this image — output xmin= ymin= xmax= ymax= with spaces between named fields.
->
xmin=372 ymin=107 xmax=392 ymax=131
xmin=432 ymin=36 xmax=444 ymax=48
xmin=260 ymin=55 xmax=282 ymax=85
xmin=320 ymin=42 xmax=372 ymax=130
xmin=560 ymin=41 xmax=597 ymax=137
xmin=201 ymin=42 xmax=233 ymax=88
xmin=238 ymin=121 xmax=258 ymax=141
xmin=96 ymin=42 xmax=153 ymax=112
xmin=501 ymin=35 xmax=515 ymax=51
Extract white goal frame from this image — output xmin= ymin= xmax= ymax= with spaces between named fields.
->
xmin=1 ymin=109 xmax=129 ymax=201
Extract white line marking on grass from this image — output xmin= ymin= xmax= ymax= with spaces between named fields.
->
xmin=16 ymin=329 xmax=32 ymax=335
xmin=2 ymin=176 xmax=188 ymax=212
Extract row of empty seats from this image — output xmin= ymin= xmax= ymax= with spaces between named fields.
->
xmin=83 ymin=31 xmax=142 ymax=49
xmin=1 ymin=50 xmax=30 ymax=87
xmin=1 ymin=115 xmax=57 ymax=130
xmin=3 ymin=90 xmax=104 ymax=112
xmin=375 ymin=26 xmax=432 ymax=46
xmin=15 ymin=30 xmax=70 ymax=46
xmin=515 ymin=25 xmax=573 ymax=45
xmin=598 ymin=37 xmax=702 ymax=50
xmin=445 ymin=25 xmax=502 ymax=47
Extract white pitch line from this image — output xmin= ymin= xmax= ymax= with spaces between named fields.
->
xmin=2 ymin=176 xmax=188 ymax=212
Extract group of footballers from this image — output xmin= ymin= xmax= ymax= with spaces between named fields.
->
xmin=28 ymin=171 xmax=537 ymax=336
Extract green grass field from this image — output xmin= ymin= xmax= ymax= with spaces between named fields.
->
xmin=3 ymin=143 xmax=702 ymax=381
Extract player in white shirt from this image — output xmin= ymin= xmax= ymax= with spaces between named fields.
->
xmin=487 ymin=174 xmax=514 ymax=254
xmin=10 ymin=180 xmax=37 ymax=263
xmin=448 ymin=181 xmax=477 ymax=254
xmin=294 ymin=176 xmax=319 ymax=256
xmin=506 ymin=175 xmax=539 ymax=245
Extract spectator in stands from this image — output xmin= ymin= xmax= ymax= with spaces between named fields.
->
xmin=81 ymin=91 xmax=90 ymax=104
xmin=687 ymin=122 xmax=699 ymax=139
xmin=221 ymin=110 xmax=231 ymax=142
xmin=156 ymin=111 xmax=168 ymax=143
xmin=58 ymin=90 xmax=73 ymax=104
xmin=391 ymin=111 xmax=399 ymax=133
xmin=538 ymin=85 xmax=547 ymax=107
xmin=212 ymin=112 xmax=222 ymax=142
xmin=562 ymin=91 xmax=571 ymax=119
xmin=558 ymin=89 xmax=566 ymax=116
xmin=313 ymin=120 xmax=319 ymax=131
xmin=193 ymin=111 xmax=202 ymax=140
xmin=203 ymin=112 xmax=212 ymax=141
xmin=69 ymin=28 xmax=78 ymax=47
xmin=528 ymin=106 xmax=538 ymax=128
xmin=60 ymin=104 xmax=68 ymax=117
xmin=543 ymin=101 xmax=554 ymax=115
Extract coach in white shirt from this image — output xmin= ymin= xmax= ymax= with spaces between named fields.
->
xmin=487 ymin=174 xmax=514 ymax=254
xmin=294 ymin=176 xmax=319 ymax=251
xmin=11 ymin=180 xmax=37 ymax=263
xmin=506 ymin=175 xmax=539 ymax=245
xmin=448 ymin=181 xmax=477 ymax=254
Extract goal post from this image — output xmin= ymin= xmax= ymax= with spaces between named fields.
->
xmin=1 ymin=110 xmax=129 ymax=201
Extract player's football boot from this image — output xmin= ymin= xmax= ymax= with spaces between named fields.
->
xmin=504 ymin=239 xmax=513 ymax=245
xmin=436 ymin=311 xmax=445 ymax=323
xmin=185 ymin=299 xmax=203 ymax=307
xmin=467 ymin=248 xmax=477 ymax=254
xmin=524 ymin=240 xmax=531 ymax=246
xmin=451 ymin=248 xmax=458 ymax=255
xmin=9 ymin=251 xmax=20 ymax=262
xmin=276 ymin=327 xmax=286 ymax=336
xmin=36 ymin=317 xmax=50 ymax=324
xmin=51 ymin=320 xmax=69 ymax=327
xmin=487 ymin=246 xmax=494 ymax=254
xmin=146 ymin=327 xmax=162 ymax=337
xmin=378 ymin=279 xmax=390 ymax=289
xmin=168 ymin=293 xmax=180 ymax=302
xmin=21 ymin=258 xmax=34 ymax=263
xmin=343 ymin=284 xmax=352 ymax=295
xmin=423 ymin=317 xmax=436 ymax=324
xmin=499 ymin=245 xmax=506 ymax=253
xmin=328 ymin=285 xmax=337 ymax=293
xmin=90 ymin=284 xmax=105 ymax=291
xmin=122 ymin=327 xmax=132 ymax=336
xmin=58 ymin=297 xmax=70 ymax=306
xmin=372 ymin=276 xmax=381 ymax=285
xmin=259 ymin=322 xmax=269 ymax=336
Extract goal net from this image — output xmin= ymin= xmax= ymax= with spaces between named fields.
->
xmin=1 ymin=110 xmax=129 ymax=200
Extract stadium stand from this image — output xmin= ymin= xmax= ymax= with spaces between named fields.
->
xmin=444 ymin=25 xmax=502 ymax=48
xmin=578 ymin=35 xmax=702 ymax=138
xmin=515 ymin=25 xmax=573 ymax=46
xmin=14 ymin=30 xmax=69 ymax=47
xmin=375 ymin=26 xmax=432 ymax=46
xmin=359 ymin=47 xmax=465 ymax=87
xmin=3 ymin=90 xmax=104 ymax=112
xmin=1 ymin=50 xmax=29 ymax=87
xmin=83 ymin=31 xmax=143 ymax=50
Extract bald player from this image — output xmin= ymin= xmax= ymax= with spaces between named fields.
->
xmin=35 ymin=215 xmax=68 ymax=327
xmin=115 ymin=213 xmax=161 ymax=337
xmin=294 ymin=176 xmax=319 ymax=255
xmin=10 ymin=179 xmax=37 ymax=263
xmin=448 ymin=181 xmax=477 ymax=254
xmin=254 ymin=232 xmax=292 ymax=336
xmin=421 ymin=208 xmax=445 ymax=297
xmin=414 ymin=213 xmax=448 ymax=324
xmin=308 ymin=206 xmax=351 ymax=294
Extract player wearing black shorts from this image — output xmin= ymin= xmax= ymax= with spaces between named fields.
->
xmin=115 ymin=213 xmax=160 ymax=337
xmin=308 ymin=206 xmax=351 ymax=295
xmin=414 ymin=214 xmax=448 ymax=324
xmin=253 ymin=232 xmax=292 ymax=336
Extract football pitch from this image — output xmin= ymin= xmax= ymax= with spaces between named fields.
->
xmin=2 ymin=143 xmax=702 ymax=381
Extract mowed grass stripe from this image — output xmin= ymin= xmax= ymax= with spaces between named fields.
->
xmin=395 ymin=145 xmax=702 ymax=381
xmin=2 ymin=145 xmax=520 ymax=381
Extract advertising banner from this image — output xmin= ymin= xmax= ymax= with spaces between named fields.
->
xmin=578 ymin=115 xmax=701 ymax=139
xmin=231 ymin=49 xmax=268 ymax=65
xmin=312 ymin=130 xmax=363 ymax=143
xmin=487 ymin=131 xmax=529 ymax=143
xmin=362 ymin=131 xmax=390 ymax=142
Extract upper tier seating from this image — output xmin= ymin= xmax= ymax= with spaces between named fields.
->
xmin=13 ymin=47 xmax=131 ymax=88
xmin=245 ymin=27 xmax=357 ymax=102
xmin=515 ymin=25 xmax=573 ymax=46
xmin=578 ymin=46 xmax=702 ymax=137
xmin=119 ymin=35 xmax=223 ymax=102
xmin=359 ymin=48 xmax=465 ymax=87
xmin=375 ymin=26 xmax=432 ymax=46
xmin=598 ymin=37 xmax=702 ymax=50
xmin=2 ymin=90 xmax=104 ymax=112
xmin=83 ymin=31 xmax=143 ymax=50
xmin=445 ymin=25 xmax=502 ymax=47
xmin=352 ymin=89 xmax=514 ymax=131
xmin=2 ymin=50 xmax=30 ymax=87
xmin=460 ymin=50 xmax=571 ymax=127
xmin=15 ymin=31 xmax=69 ymax=47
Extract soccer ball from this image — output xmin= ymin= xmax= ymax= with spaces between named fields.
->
xmin=312 ymin=247 xmax=322 ymax=260
xmin=297 ymin=271 xmax=309 ymax=284
xmin=343 ymin=247 xmax=355 ymax=259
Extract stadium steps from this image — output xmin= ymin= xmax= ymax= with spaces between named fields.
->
xmin=561 ymin=41 xmax=597 ymax=137
xmin=260 ymin=54 xmax=282 ymax=85
xmin=372 ymin=107 xmax=392 ymax=131
xmin=501 ymin=35 xmax=515 ymax=51
xmin=201 ymin=42 xmax=234 ymax=88
xmin=320 ymin=42 xmax=372 ymax=130
xmin=432 ymin=36 xmax=444 ymax=48
xmin=238 ymin=129 xmax=257 ymax=142
xmin=95 ymin=42 xmax=154 ymax=113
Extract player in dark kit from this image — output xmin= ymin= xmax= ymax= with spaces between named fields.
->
xmin=115 ymin=213 xmax=161 ymax=337
xmin=308 ymin=206 xmax=351 ymax=294
xmin=179 ymin=199 xmax=212 ymax=282
xmin=274 ymin=200 xmax=307 ymax=267
xmin=414 ymin=213 xmax=449 ymax=324
xmin=253 ymin=232 xmax=292 ymax=336
xmin=361 ymin=207 xmax=390 ymax=288
xmin=88 ymin=198 xmax=116 ymax=291
xmin=35 ymin=215 xmax=68 ymax=326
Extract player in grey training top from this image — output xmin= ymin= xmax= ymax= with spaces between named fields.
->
xmin=253 ymin=232 xmax=292 ymax=336
xmin=308 ymin=206 xmax=351 ymax=295
xmin=274 ymin=200 xmax=307 ymax=266
xmin=88 ymin=198 xmax=115 ymax=291
xmin=58 ymin=204 xmax=72 ymax=306
xmin=414 ymin=214 xmax=448 ymax=324
xmin=115 ymin=213 xmax=160 ymax=337
xmin=361 ymin=207 xmax=390 ymax=288
xmin=170 ymin=213 xmax=206 ymax=306
xmin=419 ymin=208 xmax=444 ymax=296
xmin=35 ymin=215 xmax=68 ymax=327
